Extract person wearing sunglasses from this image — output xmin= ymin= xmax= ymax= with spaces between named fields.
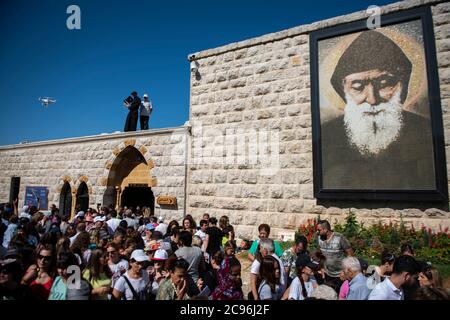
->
xmin=366 ymin=251 xmax=396 ymax=289
xmin=82 ymin=249 xmax=113 ymax=300
xmin=21 ymin=245 xmax=55 ymax=300
xmin=106 ymin=243 xmax=128 ymax=292
xmin=112 ymin=249 xmax=151 ymax=300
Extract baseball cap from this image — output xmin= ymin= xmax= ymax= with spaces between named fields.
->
xmin=131 ymin=249 xmax=150 ymax=262
xmin=143 ymin=94 xmax=148 ymax=98
xmin=75 ymin=211 xmax=85 ymax=219
xmin=146 ymin=223 xmax=156 ymax=231
xmin=94 ymin=216 xmax=106 ymax=223
xmin=152 ymin=249 xmax=168 ymax=261
xmin=296 ymin=253 xmax=319 ymax=270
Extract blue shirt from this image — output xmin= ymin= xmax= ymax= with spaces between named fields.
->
xmin=347 ymin=273 xmax=372 ymax=300
xmin=48 ymin=276 xmax=67 ymax=300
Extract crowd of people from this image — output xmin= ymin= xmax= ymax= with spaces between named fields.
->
xmin=0 ymin=202 xmax=448 ymax=301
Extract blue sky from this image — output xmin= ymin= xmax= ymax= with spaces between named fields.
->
xmin=0 ymin=0 xmax=397 ymax=145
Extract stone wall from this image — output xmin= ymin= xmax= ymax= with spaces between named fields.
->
xmin=0 ymin=127 xmax=188 ymax=221
xmin=187 ymin=0 xmax=450 ymax=239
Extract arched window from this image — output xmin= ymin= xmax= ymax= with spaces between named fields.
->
xmin=76 ymin=182 xmax=89 ymax=212
xmin=59 ymin=182 xmax=72 ymax=216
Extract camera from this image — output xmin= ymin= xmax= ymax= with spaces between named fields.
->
xmin=189 ymin=55 xmax=198 ymax=73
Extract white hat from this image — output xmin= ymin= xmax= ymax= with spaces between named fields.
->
xmin=94 ymin=216 xmax=106 ymax=223
xmin=152 ymin=249 xmax=168 ymax=261
xmin=22 ymin=205 xmax=29 ymax=213
xmin=75 ymin=211 xmax=85 ymax=218
xmin=19 ymin=212 xmax=31 ymax=220
xmin=143 ymin=94 xmax=148 ymax=98
xmin=131 ymin=249 xmax=149 ymax=262
xmin=155 ymin=223 xmax=168 ymax=235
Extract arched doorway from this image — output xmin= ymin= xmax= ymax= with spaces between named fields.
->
xmin=76 ymin=182 xmax=89 ymax=212
xmin=103 ymin=146 xmax=155 ymax=213
xmin=59 ymin=182 xmax=72 ymax=216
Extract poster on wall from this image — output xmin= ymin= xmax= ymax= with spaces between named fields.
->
xmin=25 ymin=186 xmax=48 ymax=210
xmin=309 ymin=6 xmax=448 ymax=201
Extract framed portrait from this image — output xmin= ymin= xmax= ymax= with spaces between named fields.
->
xmin=310 ymin=6 xmax=448 ymax=201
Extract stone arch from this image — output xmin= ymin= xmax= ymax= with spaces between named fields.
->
xmin=101 ymin=139 xmax=156 ymax=185
xmin=102 ymin=144 xmax=156 ymax=210
xmin=58 ymin=181 xmax=72 ymax=217
xmin=75 ymin=181 xmax=89 ymax=212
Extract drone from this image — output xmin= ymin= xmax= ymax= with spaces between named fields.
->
xmin=38 ymin=97 xmax=56 ymax=107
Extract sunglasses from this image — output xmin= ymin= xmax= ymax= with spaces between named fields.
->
xmin=38 ymin=254 xmax=52 ymax=262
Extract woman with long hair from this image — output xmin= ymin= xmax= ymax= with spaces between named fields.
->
xmin=21 ymin=244 xmax=56 ymax=300
xmin=82 ymin=249 xmax=113 ymax=300
xmin=182 ymin=217 xmax=196 ymax=234
xmin=258 ymin=255 xmax=283 ymax=300
xmin=48 ymin=252 xmax=79 ymax=300
xmin=286 ymin=254 xmax=318 ymax=300
xmin=56 ymin=237 xmax=71 ymax=256
xmin=419 ymin=265 xmax=443 ymax=288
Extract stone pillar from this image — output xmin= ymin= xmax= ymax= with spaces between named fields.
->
xmin=70 ymin=189 xmax=77 ymax=221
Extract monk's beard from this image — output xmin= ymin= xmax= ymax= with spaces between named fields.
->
xmin=343 ymin=90 xmax=403 ymax=156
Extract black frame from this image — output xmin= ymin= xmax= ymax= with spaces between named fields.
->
xmin=310 ymin=5 xmax=448 ymax=201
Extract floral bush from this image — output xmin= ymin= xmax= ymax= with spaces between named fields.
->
xmin=295 ymin=213 xmax=450 ymax=265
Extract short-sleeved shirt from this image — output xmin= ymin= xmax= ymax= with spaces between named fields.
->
xmin=82 ymin=270 xmax=112 ymax=300
xmin=249 ymin=239 xmax=284 ymax=258
xmin=250 ymin=254 xmax=286 ymax=291
xmin=155 ymin=278 xmax=189 ymax=300
xmin=318 ymin=232 xmax=351 ymax=277
xmin=280 ymin=248 xmax=297 ymax=279
xmin=48 ymin=276 xmax=67 ymax=300
xmin=206 ymin=226 xmax=223 ymax=255
xmin=113 ymin=271 xmax=149 ymax=300
xmin=258 ymin=280 xmax=283 ymax=300
xmin=288 ymin=277 xmax=316 ymax=300
xmin=175 ymin=246 xmax=203 ymax=282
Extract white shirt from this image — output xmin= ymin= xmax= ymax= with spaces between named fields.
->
xmin=288 ymin=277 xmax=316 ymax=300
xmin=250 ymin=253 xmax=286 ymax=291
xmin=107 ymin=218 xmax=121 ymax=233
xmin=114 ymin=270 xmax=150 ymax=300
xmin=194 ymin=229 xmax=207 ymax=241
xmin=69 ymin=232 xmax=80 ymax=245
xmin=140 ymin=100 xmax=152 ymax=116
xmin=368 ymin=278 xmax=403 ymax=300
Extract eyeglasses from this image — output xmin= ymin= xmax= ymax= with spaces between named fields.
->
xmin=38 ymin=254 xmax=52 ymax=262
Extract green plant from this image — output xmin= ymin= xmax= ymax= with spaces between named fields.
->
xmin=296 ymin=213 xmax=450 ymax=265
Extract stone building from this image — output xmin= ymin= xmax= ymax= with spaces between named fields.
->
xmin=1 ymin=0 xmax=449 ymax=239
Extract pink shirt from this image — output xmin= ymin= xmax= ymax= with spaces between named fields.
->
xmin=339 ymin=280 xmax=350 ymax=300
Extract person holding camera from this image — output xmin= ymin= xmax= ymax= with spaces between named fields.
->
xmin=123 ymin=91 xmax=141 ymax=132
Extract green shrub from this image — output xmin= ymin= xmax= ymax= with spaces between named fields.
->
xmin=294 ymin=213 xmax=450 ymax=265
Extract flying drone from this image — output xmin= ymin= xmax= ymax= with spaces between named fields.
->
xmin=38 ymin=97 xmax=56 ymax=107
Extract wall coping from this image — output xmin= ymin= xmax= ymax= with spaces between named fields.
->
xmin=0 ymin=126 xmax=188 ymax=151
xmin=189 ymin=0 xmax=445 ymax=60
